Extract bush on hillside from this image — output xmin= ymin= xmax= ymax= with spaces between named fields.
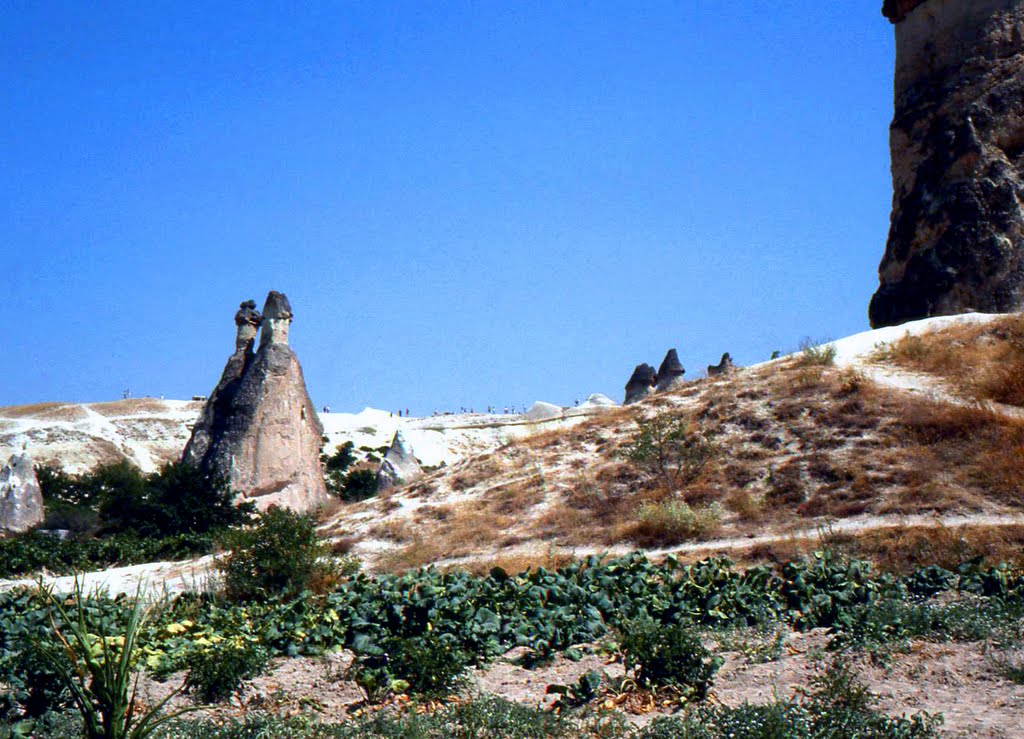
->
xmin=624 ymin=413 xmax=718 ymax=490
xmin=100 ymin=461 xmax=253 ymax=537
xmin=339 ymin=468 xmax=378 ymax=502
xmin=220 ymin=507 xmax=334 ymax=601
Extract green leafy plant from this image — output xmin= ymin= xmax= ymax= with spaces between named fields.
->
xmin=184 ymin=640 xmax=270 ymax=703
xmin=624 ymin=414 xmax=717 ymax=489
xmin=546 ymin=670 xmax=604 ymax=709
xmin=351 ymin=631 xmax=471 ymax=700
xmin=339 ymin=468 xmax=378 ymax=502
xmin=220 ymin=507 xmax=334 ymax=601
xmin=618 ymin=618 xmax=722 ymax=701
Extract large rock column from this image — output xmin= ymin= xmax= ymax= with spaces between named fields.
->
xmin=0 ymin=453 xmax=44 ymax=534
xmin=183 ymin=292 xmax=328 ymax=512
xmin=870 ymin=0 xmax=1024 ymax=328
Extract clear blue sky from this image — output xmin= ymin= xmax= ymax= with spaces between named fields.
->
xmin=2 ymin=2 xmax=894 ymax=414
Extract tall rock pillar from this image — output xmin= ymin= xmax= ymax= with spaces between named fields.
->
xmin=183 ymin=292 xmax=328 ymax=512
xmin=870 ymin=0 xmax=1024 ymax=327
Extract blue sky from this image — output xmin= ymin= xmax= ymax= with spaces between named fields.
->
xmin=2 ymin=2 xmax=894 ymax=414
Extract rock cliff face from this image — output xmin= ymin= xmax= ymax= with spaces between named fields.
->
xmin=870 ymin=0 xmax=1024 ymax=327
xmin=183 ymin=292 xmax=328 ymax=512
xmin=0 ymin=453 xmax=43 ymax=534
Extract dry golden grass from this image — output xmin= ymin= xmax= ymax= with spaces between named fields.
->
xmin=377 ymin=537 xmax=447 ymax=573
xmin=876 ymin=314 xmax=1024 ymax=406
xmin=367 ymin=518 xmax=414 ymax=543
xmin=444 ymin=550 xmax=575 ymax=576
xmin=448 ymin=456 xmax=505 ymax=491
xmin=0 ymin=402 xmax=87 ymax=421
xmin=725 ymin=489 xmax=764 ymax=522
xmin=89 ymin=398 xmax=171 ymax=416
xmin=338 ymin=326 xmax=1024 ymax=572
xmin=619 ymin=500 xmax=724 ymax=547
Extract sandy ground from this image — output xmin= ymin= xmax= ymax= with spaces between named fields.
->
xmin=133 ymin=626 xmax=1024 ymax=736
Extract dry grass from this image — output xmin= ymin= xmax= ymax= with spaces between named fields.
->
xmin=448 ymin=456 xmax=505 ymax=491
xmin=367 ymin=518 xmax=414 ymax=543
xmin=618 ymin=500 xmax=724 ymax=547
xmin=875 ymin=314 xmax=1024 ymax=406
xmin=0 ymin=402 xmax=87 ymax=421
xmin=89 ymin=398 xmax=171 ymax=416
xmin=330 ymin=321 xmax=1024 ymax=572
xmin=725 ymin=489 xmax=765 ymax=521
xmin=377 ymin=537 xmax=447 ymax=572
xmin=444 ymin=550 xmax=575 ymax=577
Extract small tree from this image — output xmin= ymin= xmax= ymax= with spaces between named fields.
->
xmin=220 ymin=507 xmax=332 ymax=601
xmin=323 ymin=441 xmax=357 ymax=496
xmin=98 ymin=461 xmax=252 ymax=538
xmin=624 ymin=413 xmax=718 ymax=490
xmin=340 ymin=468 xmax=378 ymax=502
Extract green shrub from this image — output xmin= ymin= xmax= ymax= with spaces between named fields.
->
xmin=339 ymin=468 xmax=378 ymax=502
xmin=352 ymin=631 xmax=471 ymax=700
xmin=323 ymin=442 xmax=357 ymax=496
xmin=184 ymin=640 xmax=270 ymax=704
xmin=101 ymin=461 xmax=252 ymax=537
xmin=0 ymin=531 xmax=216 ymax=579
xmin=220 ymin=507 xmax=333 ymax=601
xmin=618 ymin=618 xmax=721 ymax=700
xmin=624 ymin=413 xmax=717 ymax=489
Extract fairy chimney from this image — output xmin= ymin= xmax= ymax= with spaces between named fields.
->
xmin=183 ymin=291 xmax=328 ymax=512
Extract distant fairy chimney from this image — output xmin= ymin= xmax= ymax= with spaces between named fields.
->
xmin=624 ymin=363 xmax=658 ymax=405
xmin=656 ymin=349 xmax=686 ymax=392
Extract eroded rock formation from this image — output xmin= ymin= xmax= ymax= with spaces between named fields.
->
xmin=624 ymin=363 xmax=658 ymax=404
xmin=376 ymin=431 xmax=423 ymax=491
xmin=183 ymin=292 xmax=328 ymax=512
xmin=656 ymin=349 xmax=686 ymax=392
xmin=0 ymin=453 xmax=43 ymax=534
xmin=707 ymin=352 xmax=735 ymax=377
xmin=870 ymin=0 xmax=1024 ymax=327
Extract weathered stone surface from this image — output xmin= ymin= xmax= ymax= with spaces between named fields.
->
xmin=656 ymin=349 xmax=686 ymax=392
xmin=870 ymin=0 xmax=1024 ymax=328
xmin=0 ymin=453 xmax=44 ymax=534
xmin=707 ymin=352 xmax=735 ymax=377
xmin=624 ymin=364 xmax=658 ymax=404
xmin=525 ymin=401 xmax=564 ymax=421
xmin=183 ymin=292 xmax=328 ymax=512
xmin=581 ymin=393 xmax=618 ymax=408
xmin=183 ymin=301 xmax=262 ymax=466
xmin=376 ymin=431 xmax=423 ymax=491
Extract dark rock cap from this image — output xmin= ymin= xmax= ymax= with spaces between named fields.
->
xmin=657 ymin=349 xmax=684 ymax=378
xmin=882 ymin=0 xmax=929 ymax=24
xmin=235 ymin=300 xmax=261 ymax=328
xmin=263 ymin=291 xmax=293 ymax=320
xmin=656 ymin=349 xmax=685 ymax=392
xmin=627 ymin=363 xmax=657 ymax=386
xmin=624 ymin=363 xmax=658 ymax=404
